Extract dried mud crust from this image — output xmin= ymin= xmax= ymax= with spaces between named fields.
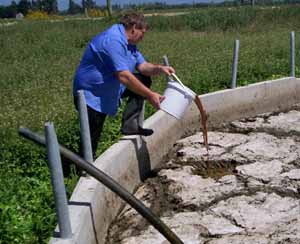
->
xmin=105 ymin=176 xmax=182 ymax=244
xmin=106 ymin=106 xmax=300 ymax=244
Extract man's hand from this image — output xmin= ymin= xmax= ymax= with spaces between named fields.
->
xmin=137 ymin=62 xmax=176 ymax=76
xmin=159 ymin=65 xmax=175 ymax=76
xmin=147 ymin=91 xmax=165 ymax=110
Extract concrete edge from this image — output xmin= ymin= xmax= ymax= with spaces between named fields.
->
xmin=49 ymin=77 xmax=300 ymax=244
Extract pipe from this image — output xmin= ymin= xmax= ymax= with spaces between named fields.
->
xmin=163 ymin=55 xmax=170 ymax=66
xmin=45 ymin=122 xmax=72 ymax=238
xmin=163 ymin=55 xmax=172 ymax=83
xmin=78 ymin=90 xmax=93 ymax=163
xmin=18 ymin=127 xmax=184 ymax=244
xmin=290 ymin=31 xmax=295 ymax=77
xmin=231 ymin=39 xmax=239 ymax=89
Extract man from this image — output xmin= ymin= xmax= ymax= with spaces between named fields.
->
xmin=73 ymin=12 xmax=175 ymax=158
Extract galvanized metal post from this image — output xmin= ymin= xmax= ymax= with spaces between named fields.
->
xmin=138 ymin=102 xmax=145 ymax=127
xmin=19 ymin=127 xmax=185 ymax=244
xmin=45 ymin=122 xmax=72 ymax=239
xmin=231 ymin=39 xmax=240 ymax=89
xmin=163 ymin=55 xmax=169 ymax=66
xmin=163 ymin=55 xmax=172 ymax=83
xmin=78 ymin=90 xmax=93 ymax=163
xmin=290 ymin=31 xmax=295 ymax=77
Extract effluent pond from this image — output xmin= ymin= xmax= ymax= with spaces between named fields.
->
xmin=106 ymin=105 xmax=300 ymax=244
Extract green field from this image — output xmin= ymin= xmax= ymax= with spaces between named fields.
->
xmin=1 ymin=6 xmax=300 ymax=243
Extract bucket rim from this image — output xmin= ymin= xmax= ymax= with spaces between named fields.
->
xmin=167 ymin=81 xmax=196 ymax=99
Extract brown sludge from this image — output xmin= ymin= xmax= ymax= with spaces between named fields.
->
xmin=194 ymin=95 xmax=209 ymax=152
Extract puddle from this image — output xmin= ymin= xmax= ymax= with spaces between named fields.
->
xmin=190 ymin=161 xmax=239 ymax=180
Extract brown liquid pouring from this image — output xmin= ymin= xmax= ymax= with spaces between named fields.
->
xmin=169 ymin=73 xmax=209 ymax=152
xmin=194 ymin=95 xmax=209 ymax=152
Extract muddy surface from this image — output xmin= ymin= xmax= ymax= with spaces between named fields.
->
xmin=106 ymin=106 xmax=300 ymax=244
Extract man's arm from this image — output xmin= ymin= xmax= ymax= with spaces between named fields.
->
xmin=116 ymin=70 xmax=164 ymax=109
xmin=137 ymin=61 xmax=175 ymax=77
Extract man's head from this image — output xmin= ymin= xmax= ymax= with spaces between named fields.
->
xmin=120 ymin=12 xmax=148 ymax=44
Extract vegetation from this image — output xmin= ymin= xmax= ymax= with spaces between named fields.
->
xmin=2 ymin=0 xmax=300 ymax=18
xmin=0 ymin=0 xmax=59 ymax=18
xmin=0 ymin=0 xmax=112 ymax=18
xmin=1 ymin=5 xmax=299 ymax=244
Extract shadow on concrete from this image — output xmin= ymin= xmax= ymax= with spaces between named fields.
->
xmin=53 ymin=201 xmax=99 ymax=244
xmin=120 ymin=136 xmax=153 ymax=181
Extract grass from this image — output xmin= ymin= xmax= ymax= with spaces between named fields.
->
xmin=0 ymin=6 xmax=299 ymax=243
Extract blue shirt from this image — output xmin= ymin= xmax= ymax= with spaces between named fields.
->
xmin=73 ymin=24 xmax=145 ymax=116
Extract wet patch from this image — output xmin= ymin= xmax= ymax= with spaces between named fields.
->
xmin=190 ymin=160 xmax=239 ymax=180
xmin=106 ymin=107 xmax=300 ymax=244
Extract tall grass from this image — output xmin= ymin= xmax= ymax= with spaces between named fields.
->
xmin=147 ymin=6 xmax=300 ymax=31
xmin=1 ymin=6 xmax=300 ymax=243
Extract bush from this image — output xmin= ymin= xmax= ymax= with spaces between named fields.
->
xmin=87 ymin=8 xmax=108 ymax=18
xmin=26 ymin=10 xmax=49 ymax=20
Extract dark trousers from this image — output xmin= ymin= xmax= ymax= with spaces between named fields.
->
xmin=75 ymin=73 xmax=152 ymax=159
xmin=121 ymin=73 xmax=152 ymax=134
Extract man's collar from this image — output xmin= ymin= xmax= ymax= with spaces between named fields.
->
xmin=118 ymin=24 xmax=128 ymax=45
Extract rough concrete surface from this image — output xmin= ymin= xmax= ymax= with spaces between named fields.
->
xmin=106 ymin=109 xmax=300 ymax=244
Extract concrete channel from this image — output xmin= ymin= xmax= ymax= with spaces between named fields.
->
xmin=50 ymin=77 xmax=300 ymax=244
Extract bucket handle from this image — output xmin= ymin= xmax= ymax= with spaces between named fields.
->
xmin=170 ymin=73 xmax=195 ymax=98
xmin=171 ymin=73 xmax=196 ymax=96
xmin=170 ymin=73 xmax=186 ymax=90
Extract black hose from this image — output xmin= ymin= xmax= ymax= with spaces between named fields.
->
xmin=18 ymin=127 xmax=184 ymax=244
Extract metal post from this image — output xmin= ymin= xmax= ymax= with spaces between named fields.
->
xmin=78 ymin=90 xmax=93 ymax=163
xmin=45 ymin=122 xmax=72 ymax=239
xmin=138 ymin=102 xmax=145 ymax=127
xmin=19 ymin=127 xmax=184 ymax=244
xmin=163 ymin=55 xmax=169 ymax=66
xmin=163 ymin=55 xmax=172 ymax=83
xmin=231 ymin=39 xmax=240 ymax=89
xmin=290 ymin=31 xmax=295 ymax=77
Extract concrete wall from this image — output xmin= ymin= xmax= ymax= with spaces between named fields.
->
xmin=49 ymin=77 xmax=300 ymax=244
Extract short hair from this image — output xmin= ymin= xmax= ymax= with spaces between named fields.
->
xmin=120 ymin=12 xmax=148 ymax=30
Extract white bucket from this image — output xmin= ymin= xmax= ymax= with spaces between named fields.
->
xmin=160 ymin=81 xmax=196 ymax=119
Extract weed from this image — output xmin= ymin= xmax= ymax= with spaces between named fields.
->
xmin=1 ymin=6 xmax=299 ymax=243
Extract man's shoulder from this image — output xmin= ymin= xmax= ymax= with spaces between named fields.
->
xmin=92 ymin=24 xmax=126 ymax=45
xmin=107 ymin=24 xmax=127 ymax=42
